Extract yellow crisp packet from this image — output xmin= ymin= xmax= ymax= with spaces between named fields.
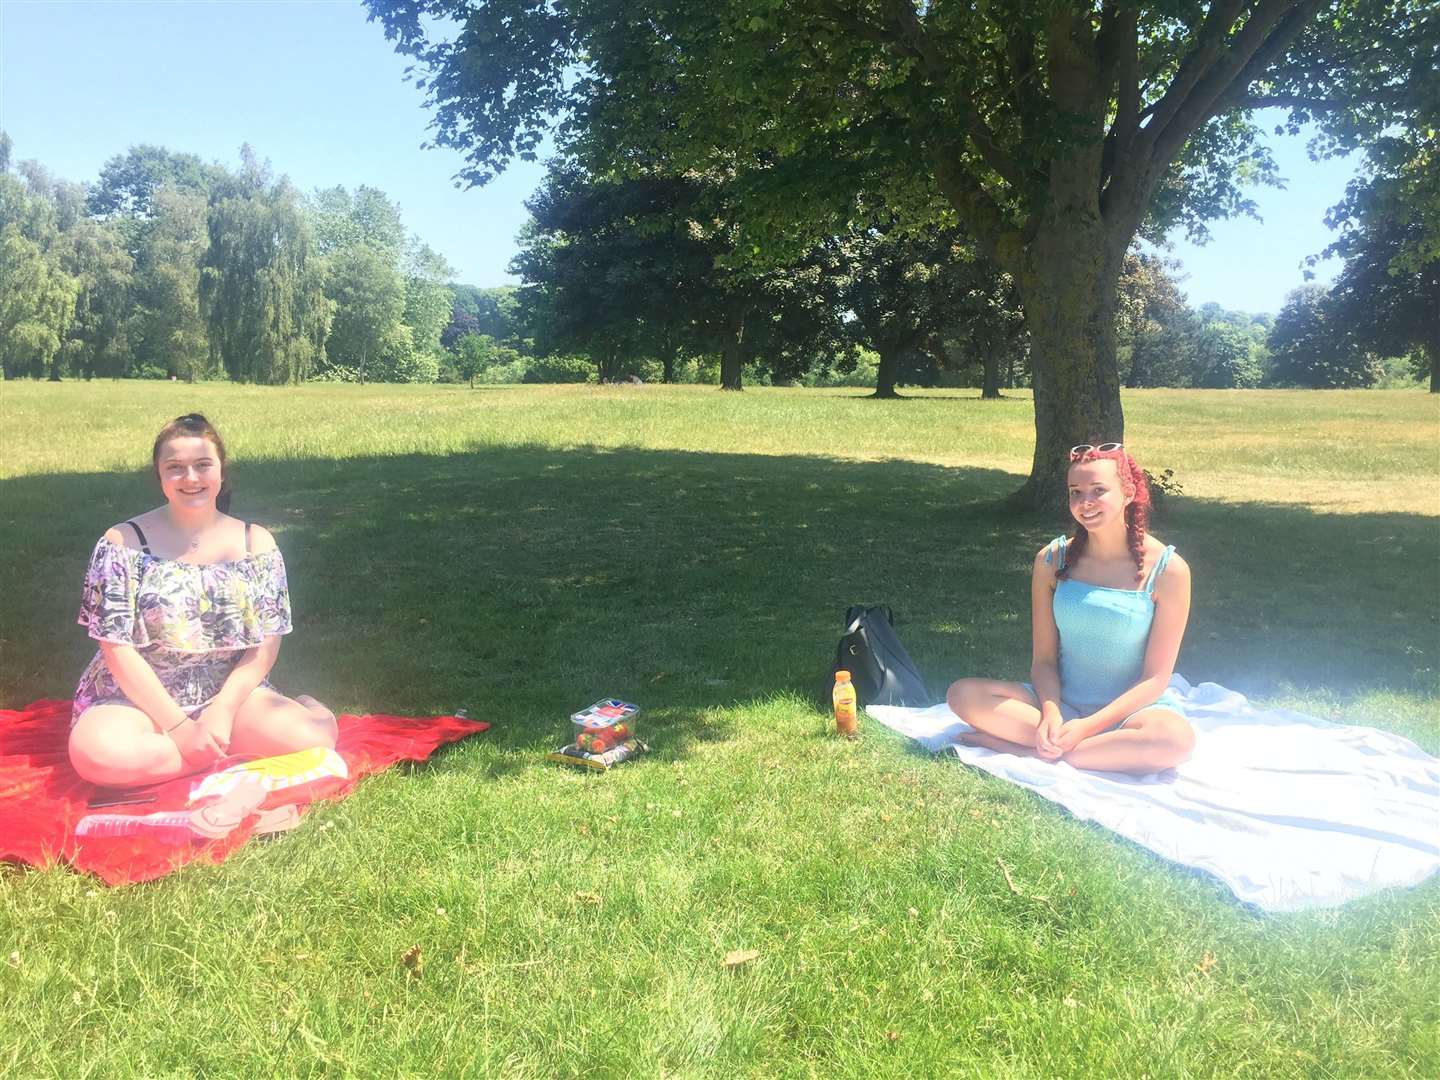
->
xmin=189 ymin=747 xmax=349 ymax=803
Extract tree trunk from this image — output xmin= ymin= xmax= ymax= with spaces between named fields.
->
xmin=872 ymin=347 xmax=901 ymax=398
xmin=981 ymin=332 xmax=1001 ymax=399
xmin=1013 ymin=221 xmax=1126 ymax=510
xmin=720 ymin=311 xmax=745 ymax=390
xmin=662 ymin=350 xmax=675 ymax=384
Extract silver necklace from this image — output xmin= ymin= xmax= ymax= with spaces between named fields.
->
xmin=168 ymin=515 xmax=211 ymax=553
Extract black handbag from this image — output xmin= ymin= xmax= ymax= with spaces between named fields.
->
xmin=832 ymin=605 xmax=937 ymax=708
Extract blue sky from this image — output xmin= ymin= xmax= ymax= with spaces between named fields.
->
xmin=2 ymin=0 xmax=1361 ymax=314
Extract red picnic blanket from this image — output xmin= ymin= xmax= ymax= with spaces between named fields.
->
xmin=0 ymin=699 xmax=489 ymax=885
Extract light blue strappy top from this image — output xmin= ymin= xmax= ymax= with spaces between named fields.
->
xmin=1044 ymin=535 xmax=1175 ymax=710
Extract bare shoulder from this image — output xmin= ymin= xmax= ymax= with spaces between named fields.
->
xmin=104 ymin=520 xmax=143 ymax=549
xmin=1155 ymin=550 xmax=1191 ymax=595
xmin=1031 ymin=540 xmax=1063 ymax=581
xmin=246 ymin=522 xmax=279 ymax=554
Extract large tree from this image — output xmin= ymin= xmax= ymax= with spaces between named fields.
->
xmin=58 ymin=218 xmax=135 ymax=379
xmin=366 ymin=0 xmax=1426 ymax=503
xmin=87 ymin=145 xmax=218 ymax=219
xmin=1316 ymin=99 xmax=1439 ymax=389
xmin=843 ymin=223 xmax=961 ymax=398
xmin=307 ymin=184 xmax=408 ymax=261
xmin=841 ymin=221 xmax=1025 ymax=398
xmin=514 ymin=162 xmax=850 ymax=387
xmin=446 ymin=284 xmax=524 ymax=350
xmin=1266 ymin=283 xmax=1380 ymax=387
xmin=1323 ymin=192 xmax=1440 ymax=390
xmin=0 ymin=157 xmax=78 ymax=379
xmin=86 ymin=145 xmax=223 ymax=261
xmin=134 ymin=185 xmax=213 ymax=381
xmin=323 ymin=243 xmax=407 ymax=380
xmin=199 ymin=148 xmax=333 ymax=384
xmin=511 ymin=167 xmax=699 ymax=381
xmin=1116 ymin=250 xmax=1189 ymax=386
xmin=1190 ymin=319 xmax=1263 ymax=387
xmin=402 ymin=241 xmax=457 ymax=360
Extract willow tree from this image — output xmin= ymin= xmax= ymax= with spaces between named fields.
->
xmin=137 ymin=186 xmax=213 ymax=382
xmin=0 ymin=159 xmax=78 ymax=379
xmin=367 ymin=0 xmax=1427 ymax=502
xmin=200 ymin=149 xmax=332 ymax=384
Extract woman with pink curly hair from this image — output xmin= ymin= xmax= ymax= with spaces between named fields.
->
xmin=947 ymin=443 xmax=1195 ymax=774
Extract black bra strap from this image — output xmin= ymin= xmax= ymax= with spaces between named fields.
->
xmin=124 ymin=520 xmax=152 ymax=554
xmin=244 ymin=522 xmax=252 ymax=553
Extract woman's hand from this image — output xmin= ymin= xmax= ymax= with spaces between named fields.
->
xmin=195 ymin=701 xmax=235 ymax=754
xmin=1034 ymin=709 xmax=1065 ymax=760
xmin=167 ymin=715 xmax=227 ymax=766
xmin=1053 ymin=720 xmax=1089 ymax=757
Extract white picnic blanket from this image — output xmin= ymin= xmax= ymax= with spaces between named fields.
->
xmin=867 ymin=675 xmax=1440 ymax=912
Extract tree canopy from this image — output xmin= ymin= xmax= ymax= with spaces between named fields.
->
xmin=1314 ymin=68 xmax=1439 ymax=390
xmin=199 ymin=149 xmax=333 ymax=384
xmin=368 ymin=0 xmax=1431 ymax=501
xmin=1 ymin=134 xmax=468 ymax=385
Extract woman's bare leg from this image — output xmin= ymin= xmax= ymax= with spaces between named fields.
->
xmin=69 ymin=704 xmax=186 ymax=787
xmin=228 ymin=688 xmax=338 ymax=758
xmin=1061 ymin=708 xmax=1195 ymax=774
xmin=946 ymin=678 xmax=1045 ymax=756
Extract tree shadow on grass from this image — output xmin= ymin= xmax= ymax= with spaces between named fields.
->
xmin=1 ymin=444 xmax=1435 ymax=763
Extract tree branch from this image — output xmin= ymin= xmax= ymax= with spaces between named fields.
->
xmin=1225 ymin=94 xmax=1367 ymax=113
xmin=1094 ymin=1 xmax=1126 ymax=79
xmin=882 ymin=0 xmax=1029 ymax=189
xmin=809 ymin=2 xmax=892 ymax=47
xmin=1149 ymin=0 xmax=1324 ymax=167
xmin=1100 ymin=8 xmax=1140 ymax=192
xmin=1136 ymin=0 xmax=1250 ymax=146
xmin=1002 ymin=23 xmax=1041 ymax=129
xmin=926 ymin=143 xmax=1025 ymax=273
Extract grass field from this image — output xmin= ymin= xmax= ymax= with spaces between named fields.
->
xmin=2 ymin=382 xmax=1437 ymax=1077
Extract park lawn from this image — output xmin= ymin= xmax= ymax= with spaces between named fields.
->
xmin=1 ymin=381 xmax=1437 ymax=1078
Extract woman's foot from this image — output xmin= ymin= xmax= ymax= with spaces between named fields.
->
xmin=957 ymin=731 xmax=1044 ymax=759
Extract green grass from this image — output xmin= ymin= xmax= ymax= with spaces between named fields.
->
xmin=2 ymin=381 xmax=1437 ymax=1077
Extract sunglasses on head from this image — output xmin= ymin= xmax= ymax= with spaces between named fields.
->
xmin=1069 ymin=442 xmax=1124 ymax=460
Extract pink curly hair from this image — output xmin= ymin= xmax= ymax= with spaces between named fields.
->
xmin=1057 ymin=445 xmax=1151 ymax=583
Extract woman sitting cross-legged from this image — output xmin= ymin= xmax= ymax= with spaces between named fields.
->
xmin=947 ymin=443 xmax=1196 ymax=774
xmin=68 ymin=413 xmax=337 ymax=788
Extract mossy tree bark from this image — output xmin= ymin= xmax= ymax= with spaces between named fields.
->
xmin=872 ymin=346 xmax=901 ymax=398
xmin=719 ymin=310 xmax=745 ymax=390
xmin=1007 ymin=149 xmax=1130 ymax=506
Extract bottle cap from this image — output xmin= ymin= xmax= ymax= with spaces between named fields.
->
xmin=834 ymin=670 xmax=851 ymax=682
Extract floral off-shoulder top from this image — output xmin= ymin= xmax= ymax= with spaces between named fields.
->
xmin=72 ymin=536 xmax=292 ymax=723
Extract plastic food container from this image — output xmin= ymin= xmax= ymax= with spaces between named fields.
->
xmin=570 ymin=699 xmax=640 ymax=754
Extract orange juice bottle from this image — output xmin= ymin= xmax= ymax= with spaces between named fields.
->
xmin=833 ymin=670 xmax=858 ymax=739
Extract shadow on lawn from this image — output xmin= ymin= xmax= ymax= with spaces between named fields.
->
xmin=1 ymin=443 xmax=1435 ymax=761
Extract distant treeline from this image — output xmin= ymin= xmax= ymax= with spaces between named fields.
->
xmin=1 ymin=133 xmax=1430 ymax=392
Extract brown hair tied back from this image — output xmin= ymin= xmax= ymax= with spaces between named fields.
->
xmin=1057 ymin=445 xmax=1151 ymax=583
xmin=152 ymin=413 xmax=232 ymax=513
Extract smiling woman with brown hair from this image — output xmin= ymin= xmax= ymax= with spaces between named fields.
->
xmin=67 ymin=413 xmax=337 ymax=788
